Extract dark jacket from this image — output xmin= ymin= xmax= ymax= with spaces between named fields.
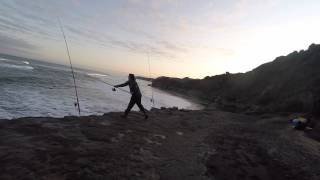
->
xmin=115 ymin=80 xmax=142 ymax=97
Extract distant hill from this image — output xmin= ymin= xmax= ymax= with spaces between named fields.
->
xmin=136 ymin=76 xmax=153 ymax=82
xmin=153 ymin=44 xmax=320 ymax=114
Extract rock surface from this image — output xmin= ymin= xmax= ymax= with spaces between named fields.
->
xmin=0 ymin=109 xmax=319 ymax=180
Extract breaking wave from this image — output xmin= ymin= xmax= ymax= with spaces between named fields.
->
xmin=87 ymin=73 xmax=108 ymax=77
xmin=0 ymin=63 xmax=34 ymax=70
xmin=0 ymin=58 xmax=198 ymax=119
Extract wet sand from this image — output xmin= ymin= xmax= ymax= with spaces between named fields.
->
xmin=0 ymin=109 xmax=319 ymax=180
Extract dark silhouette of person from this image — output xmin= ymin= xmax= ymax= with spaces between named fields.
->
xmin=114 ymin=74 xmax=148 ymax=119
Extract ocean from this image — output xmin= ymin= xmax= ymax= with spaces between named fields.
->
xmin=0 ymin=54 xmax=200 ymax=119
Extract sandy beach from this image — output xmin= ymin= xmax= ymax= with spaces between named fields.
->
xmin=0 ymin=108 xmax=319 ymax=180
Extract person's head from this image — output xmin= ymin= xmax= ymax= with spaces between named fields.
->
xmin=128 ymin=73 xmax=135 ymax=81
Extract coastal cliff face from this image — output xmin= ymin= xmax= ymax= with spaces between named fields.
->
xmin=153 ymin=44 xmax=320 ymax=114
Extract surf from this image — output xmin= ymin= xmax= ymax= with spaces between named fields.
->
xmin=87 ymin=73 xmax=109 ymax=77
xmin=0 ymin=63 xmax=34 ymax=70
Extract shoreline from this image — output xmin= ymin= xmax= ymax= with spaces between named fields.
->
xmin=0 ymin=109 xmax=319 ymax=179
xmin=152 ymin=87 xmax=209 ymax=110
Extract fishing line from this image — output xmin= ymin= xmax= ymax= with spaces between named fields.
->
xmin=93 ymin=77 xmax=156 ymax=103
xmin=57 ymin=18 xmax=81 ymax=116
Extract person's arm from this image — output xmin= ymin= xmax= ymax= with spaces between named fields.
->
xmin=114 ymin=81 xmax=129 ymax=88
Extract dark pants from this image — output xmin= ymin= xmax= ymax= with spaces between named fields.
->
xmin=125 ymin=94 xmax=146 ymax=116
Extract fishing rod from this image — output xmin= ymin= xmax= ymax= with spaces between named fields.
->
xmin=58 ymin=18 xmax=81 ymax=116
xmin=95 ymin=78 xmax=131 ymax=94
xmin=147 ymin=51 xmax=155 ymax=105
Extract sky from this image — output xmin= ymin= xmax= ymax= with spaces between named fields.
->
xmin=0 ymin=0 xmax=320 ymax=78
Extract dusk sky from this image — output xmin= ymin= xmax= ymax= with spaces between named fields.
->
xmin=0 ymin=0 xmax=319 ymax=78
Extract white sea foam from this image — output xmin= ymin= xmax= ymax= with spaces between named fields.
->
xmin=0 ymin=58 xmax=8 ymax=61
xmin=0 ymin=63 xmax=34 ymax=70
xmin=23 ymin=61 xmax=30 ymax=65
xmin=87 ymin=73 xmax=108 ymax=77
xmin=0 ymin=61 xmax=200 ymax=119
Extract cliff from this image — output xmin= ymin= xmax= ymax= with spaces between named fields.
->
xmin=153 ymin=44 xmax=320 ymax=114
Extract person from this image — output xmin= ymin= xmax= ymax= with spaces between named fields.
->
xmin=114 ymin=74 xmax=148 ymax=119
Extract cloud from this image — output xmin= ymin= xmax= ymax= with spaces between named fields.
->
xmin=63 ymin=22 xmax=188 ymax=59
xmin=0 ymin=0 xmax=237 ymax=62
xmin=0 ymin=1 xmax=61 ymax=42
xmin=0 ymin=33 xmax=37 ymax=55
xmin=157 ymin=40 xmax=189 ymax=53
xmin=0 ymin=0 xmax=191 ymax=59
xmin=107 ymin=40 xmax=179 ymax=58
